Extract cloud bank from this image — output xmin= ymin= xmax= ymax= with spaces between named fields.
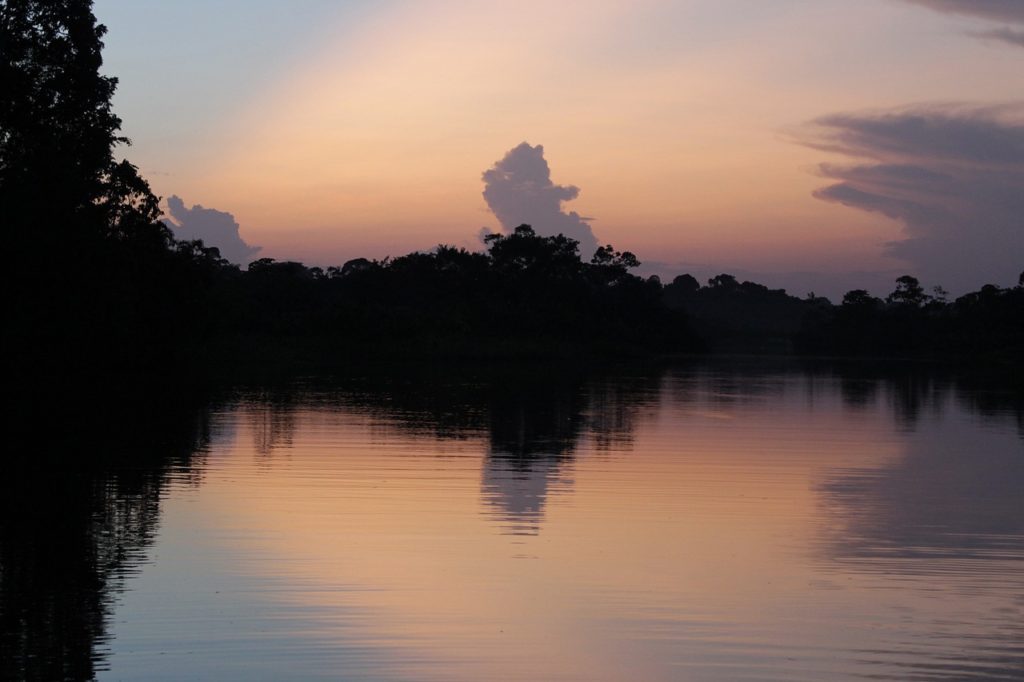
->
xmin=801 ymin=104 xmax=1024 ymax=292
xmin=902 ymin=0 xmax=1024 ymax=47
xmin=482 ymin=142 xmax=599 ymax=258
xmin=163 ymin=195 xmax=261 ymax=265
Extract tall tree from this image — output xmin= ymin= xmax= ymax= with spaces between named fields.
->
xmin=1 ymin=0 xmax=168 ymax=251
xmin=2 ymin=1 xmax=220 ymax=385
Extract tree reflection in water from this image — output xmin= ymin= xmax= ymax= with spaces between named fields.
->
xmin=1 ymin=390 xmax=212 ymax=681
xmin=819 ymin=370 xmax=1024 ymax=680
xmin=235 ymin=367 xmax=663 ymax=536
xmin=4 ymin=363 xmax=1019 ymax=680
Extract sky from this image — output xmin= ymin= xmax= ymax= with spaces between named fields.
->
xmin=94 ymin=0 xmax=1022 ymax=297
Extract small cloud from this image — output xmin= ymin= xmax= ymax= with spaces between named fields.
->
xmin=900 ymin=0 xmax=1024 ymax=24
xmin=797 ymin=103 xmax=1024 ymax=292
xmin=482 ymin=142 xmax=599 ymax=258
xmin=972 ymin=26 xmax=1024 ymax=47
xmin=900 ymin=0 xmax=1024 ymax=48
xmin=163 ymin=195 xmax=261 ymax=265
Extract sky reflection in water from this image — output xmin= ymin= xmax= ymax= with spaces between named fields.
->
xmin=3 ymin=365 xmax=1020 ymax=681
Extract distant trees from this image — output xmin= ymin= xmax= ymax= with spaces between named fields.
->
xmin=841 ymin=289 xmax=881 ymax=308
xmin=793 ymin=274 xmax=1024 ymax=359
xmin=484 ymin=224 xmax=582 ymax=277
xmin=590 ymin=244 xmax=640 ymax=286
xmin=708 ymin=273 xmax=739 ymax=290
xmin=659 ymin=269 xmax=1023 ymax=360
xmin=663 ymin=272 xmax=813 ymax=353
xmin=886 ymin=275 xmax=927 ymax=307
xmin=671 ymin=274 xmax=700 ymax=296
xmin=202 ymin=224 xmax=701 ymax=361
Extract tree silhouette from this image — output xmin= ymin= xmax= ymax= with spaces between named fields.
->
xmin=1 ymin=0 xmax=168 ymax=251
xmin=2 ymin=2 xmax=1016 ymax=375
xmin=3 ymin=1 xmax=232 ymax=384
xmin=708 ymin=273 xmax=739 ymax=290
xmin=590 ymin=244 xmax=640 ymax=286
xmin=484 ymin=224 xmax=582 ymax=277
xmin=842 ymin=289 xmax=881 ymax=308
xmin=672 ymin=274 xmax=700 ymax=295
xmin=886 ymin=275 xmax=928 ymax=307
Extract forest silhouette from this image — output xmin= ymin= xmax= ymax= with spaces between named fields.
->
xmin=4 ymin=0 xmax=1022 ymax=395
xmin=1 ymin=5 xmax=1022 ymax=679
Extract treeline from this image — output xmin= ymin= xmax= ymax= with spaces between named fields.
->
xmin=798 ymin=276 xmax=1024 ymax=360
xmin=4 ymin=2 xmax=1022 ymax=389
xmin=161 ymin=226 xmax=702 ymax=366
xmin=662 ymin=271 xmax=1024 ymax=361
xmin=166 ymin=235 xmax=1022 ymax=368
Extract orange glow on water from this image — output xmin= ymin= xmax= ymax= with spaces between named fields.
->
xmin=104 ymin=369 xmax=1024 ymax=680
xmin=186 ymin=386 xmax=908 ymax=679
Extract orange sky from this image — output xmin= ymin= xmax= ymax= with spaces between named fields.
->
xmin=98 ymin=0 xmax=1022 ymax=288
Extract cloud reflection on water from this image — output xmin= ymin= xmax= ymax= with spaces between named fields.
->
xmin=8 ymin=365 xmax=1020 ymax=681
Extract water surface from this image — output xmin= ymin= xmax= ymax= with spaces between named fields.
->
xmin=3 ymin=364 xmax=1022 ymax=681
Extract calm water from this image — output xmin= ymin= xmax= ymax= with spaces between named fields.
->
xmin=3 ymin=363 xmax=1022 ymax=681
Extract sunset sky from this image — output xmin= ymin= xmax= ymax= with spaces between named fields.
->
xmin=94 ymin=0 xmax=1022 ymax=297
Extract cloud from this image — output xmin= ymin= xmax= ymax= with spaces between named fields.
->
xmin=799 ymin=104 xmax=1024 ymax=292
xmin=901 ymin=0 xmax=1024 ymax=24
xmin=901 ymin=0 xmax=1024 ymax=47
xmin=163 ymin=195 xmax=261 ymax=265
xmin=973 ymin=26 xmax=1024 ymax=47
xmin=482 ymin=142 xmax=599 ymax=258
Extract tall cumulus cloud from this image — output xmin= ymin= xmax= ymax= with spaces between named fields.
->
xmin=800 ymin=104 xmax=1024 ymax=292
xmin=163 ymin=195 xmax=261 ymax=265
xmin=901 ymin=0 xmax=1024 ymax=47
xmin=482 ymin=142 xmax=599 ymax=258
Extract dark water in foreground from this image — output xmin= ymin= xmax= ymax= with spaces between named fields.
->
xmin=3 ymin=363 xmax=1022 ymax=681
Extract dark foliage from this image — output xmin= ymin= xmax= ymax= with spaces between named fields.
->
xmin=2 ymin=383 xmax=212 ymax=682
xmin=3 ymin=0 xmax=229 ymax=389
xmin=3 ymin=1 xmax=1019 ymax=385
xmin=211 ymin=225 xmax=702 ymax=365
xmin=663 ymin=272 xmax=823 ymax=353
xmin=3 ymin=2 xmax=701 ymax=378
xmin=797 ymin=275 xmax=1024 ymax=361
xmin=2 ymin=3 xmax=1020 ymax=679
xmin=664 ymin=270 xmax=1023 ymax=361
